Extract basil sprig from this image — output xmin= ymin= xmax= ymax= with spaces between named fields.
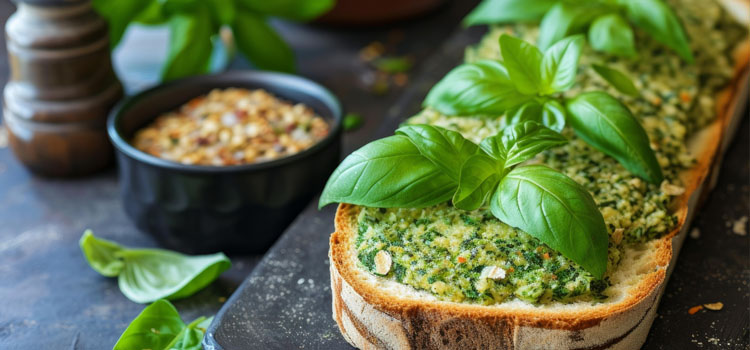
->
xmin=80 ymin=230 xmax=231 ymax=304
xmin=321 ymin=121 xmax=609 ymax=277
xmin=464 ymin=0 xmax=693 ymax=62
xmin=114 ymin=299 xmax=212 ymax=350
xmin=425 ymin=34 xmax=663 ymax=184
xmin=93 ymin=0 xmax=335 ymax=80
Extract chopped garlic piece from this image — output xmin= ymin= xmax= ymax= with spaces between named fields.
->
xmin=480 ymin=266 xmax=507 ymax=280
xmin=703 ymin=302 xmax=723 ymax=311
xmin=374 ymin=250 xmax=392 ymax=275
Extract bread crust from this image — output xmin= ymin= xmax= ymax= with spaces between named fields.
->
xmin=329 ymin=16 xmax=750 ymax=350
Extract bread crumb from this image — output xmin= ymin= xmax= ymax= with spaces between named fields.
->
xmin=732 ymin=216 xmax=747 ymax=235
xmin=613 ymin=228 xmax=624 ymax=245
xmin=661 ymin=181 xmax=685 ymax=196
xmin=690 ymin=228 xmax=701 ymax=239
xmin=703 ymin=302 xmax=723 ymax=311
xmin=375 ymin=250 xmax=392 ymax=275
xmin=480 ymin=266 xmax=507 ymax=280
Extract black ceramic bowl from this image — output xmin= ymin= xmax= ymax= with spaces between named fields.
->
xmin=107 ymin=71 xmax=342 ymax=254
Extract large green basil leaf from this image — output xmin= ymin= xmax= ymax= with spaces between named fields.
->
xmin=396 ymin=124 xmax=478 ymax=182
xmin=591 ymin=64 xmax=639 ymax=96
xmin=319 ymin=135 xmax=457 ymax=208
xmin=453 ymin=154 xmax=504 ymax=211
xmin=499 ymin=34 xmax=544 ymax=94
xmin=80 ymin=231 xmax=231 ymax=304
xmin=506 ymin=101 xmax=566 ymax=132
xmin=80 ymin=230 xmax=124 ymax=277
xmin=464 ymin=0 xmax=557 ymax=25
xmin=588 ymin=13 xmax=637 ymax=58
xmin=118 ymin=249 xmax=231 ymax=303
xmin=424 ymin=60 xmax=532 ymax=116
xmin=233 ymin=10 xmax=295 ymax=73
xmin=537 ymin=2 xmax=612 ymax=50
xmin=164 ymin=316 xmax=213 ymax=350
xmin=490 ymin=165 xmax=609 ymax=277
xmin=161 ymin=11 xmax=213 ymax=81
xmin=540 ymin=34 xmax=585 ymax=94
xmin=566 ymin=91 xmax=663 ymax=183
xmin=480 ymin=121 xmax=567 ymax=167
xmin=236 ymin=0 xmax=335 ymax=21
xmin=622 ymin=0 xmax=693 ymax=62
xmin=92 ymin=0 xmax=152 ymax=48
xmin=113 ymin=300 xmax=186 ymax=350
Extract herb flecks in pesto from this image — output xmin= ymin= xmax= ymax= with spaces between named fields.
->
xmin=355 ymin=205 xmax=618 ymax=304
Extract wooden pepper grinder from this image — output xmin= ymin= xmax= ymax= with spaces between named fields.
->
xmin=4 ymin=0 xmax=123 ymax=176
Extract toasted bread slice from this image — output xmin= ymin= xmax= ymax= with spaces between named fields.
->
xmin=329 ymin=17 xmax=750 ymax=350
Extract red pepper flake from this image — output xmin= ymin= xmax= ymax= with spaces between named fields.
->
xmin=688 ymin=305 xmax=703 ymax=315
xmin=679 ymin=91 xmax=692 ymax=103
xmin=457 ymin=256 xmax=466 ymax=264
xmin=508 ymin=267 xmax=515 ymax=273
xmin=543 ymin=253 xmax=550 ymax=260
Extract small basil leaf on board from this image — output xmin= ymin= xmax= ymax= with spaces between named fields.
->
xmin=463 ymin=0 xmax=557 ymax=25
xmin=233 ymin=10 xmax=295 ymax=73
xmin=566 ymin=91 xmax=663 ymax=183
xmin=113 ymin=300 xmax=186 ymax=350
xmin=80 ymin=230 xmax=124 ymax=277
xmin=591 ymin=64 xmax=639 ymax=97
xmin=623 ymin=0 xmax=693 ymax=63
xmin=453 ymin=154 xmax=504 ymax=211
xmin=506 ymin=101 xmax=566 ymax=132
xmin=499 ymin=35 xmax=544 ymax=94
xmin=490 ymin=165 xmax=609 ymax=277
xmin=424 ymin=60 xmax=532 ymax=116
xmin=588 ymin=13 xmax=637 ymax=58
xmin=118 ymin=249 xmax=231 ymax=303
xmin=164 ymin=316 xmax=213 ymax=350
xmin=396 ymin=124 xmax=478 ymax=181
xmin=480 ymin=121 xmax=568 ymax=167
xmin=161 ymin=11 xmax=214 ymax=81
xmin=80 ymin=231 xmax=231 ymax=303
xmin=319 ymin=135 xmax=457 ymax=208
xmin=236 ymin=0 xmax=335 ymax=21
xmin=540 ymin=34 xmax=585 ymax=94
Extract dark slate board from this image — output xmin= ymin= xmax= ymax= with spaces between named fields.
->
xmin=203 ymin=17 xmax=750 ymax=350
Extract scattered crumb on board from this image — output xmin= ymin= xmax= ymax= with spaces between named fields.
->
xmin=731 ymin=216 xmax=747 ymax=235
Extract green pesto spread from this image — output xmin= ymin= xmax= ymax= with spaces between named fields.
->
xmin=355 ymin=0 xmax=745 ymax=305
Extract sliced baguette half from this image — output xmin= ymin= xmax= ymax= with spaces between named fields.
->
xmin=329 ymin=35 xmax=750 ymax=350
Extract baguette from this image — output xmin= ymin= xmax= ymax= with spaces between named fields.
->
xmin=329 ymin=2 xmax=750 ymax=349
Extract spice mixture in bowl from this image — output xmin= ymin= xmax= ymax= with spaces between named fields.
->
xmin=132 ymin=88 xmax=330 ymax=166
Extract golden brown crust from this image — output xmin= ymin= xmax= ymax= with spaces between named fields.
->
xmin=329 ymin=17 xmax=750 ymax=350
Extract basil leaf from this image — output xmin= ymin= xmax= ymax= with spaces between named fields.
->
xmin=566 ymin=91 xmax=663 ymax=183
xmin=134 ymin=0 xmax=169 ymax=26
xmin=161 ymin=11 xmax=213 ymax=81
xmin=163 ymin=316 xmax=213 ymax=350
xmin=588 ymin=13 xmax=637 ymax=58
xmin=591 ymin=64 xmax=639 ymax=96
xmin=396 ymin=124 xmax=478 ymax=182
xmin=507 ymin=101 xmax=566 ymax=132
xmin=464 ymin=0 xmax=557 ymax=25
xmin=80 ymin=231 xmax=231 ymax=304
xmin=92 ymin=0 xmax=152 ymax=48
xmin=623 ymin=0 xmax=693 ymax=63
xmin=113 ymin=300 xmax=186 ymax=350
xmin=538 ymin=1 xmax=614 ymax=50
xmin=208 ymin=0 xmax=235 ymax=25
xmin=236 ymin=0 xmax=335 ymax=21
xmin=319 ymin=135 xmax=457 ymax=208
xmin=79 ymin=230 xmax=124 ymax=277
xmin=480 ymin=121 xmax=567 ymax=167
xmin=424 ymin=60 xmax=532 ymax=116
xmin=540 ymin=34 xmax=585 ymax=94
xmin=499 ymin=34 xmax=544 ymax=94
xmin=453 ymin=154 xmax=503 ymax=211
xmin=233 ymin=10 xmax=295 ymax=73
xmin=491 ymin=165 xmax=609 ymax=277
